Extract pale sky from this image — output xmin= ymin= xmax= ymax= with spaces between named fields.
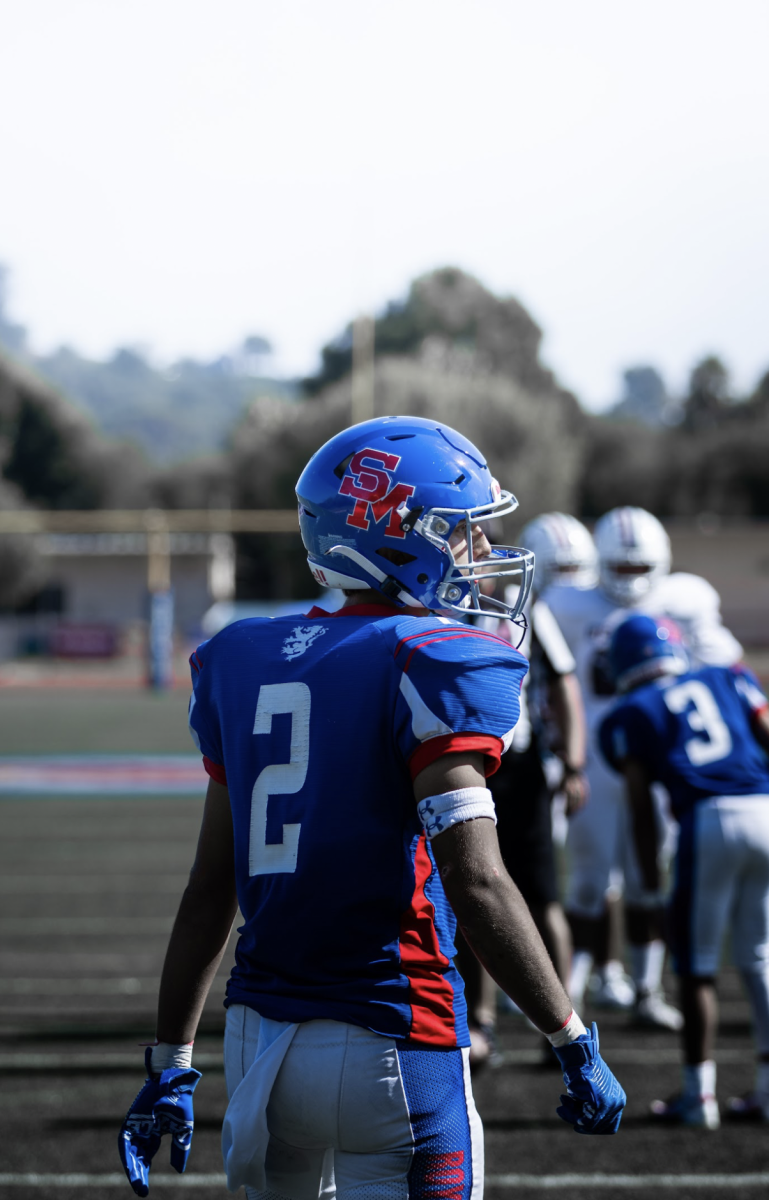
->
xmin=1 ymin=0 xmax=767 ymax=409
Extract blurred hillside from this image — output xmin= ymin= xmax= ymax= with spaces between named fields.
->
xmin=583 ymin=355 xmax=769 ymax=519
xmin=0 ymin=267 xmax=296 ymax=463
xmin=1 ymin=264 xmax=768 ymax=607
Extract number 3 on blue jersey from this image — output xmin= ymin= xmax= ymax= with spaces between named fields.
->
xmin=250 ymin=682 xmax=310 ymax=876
xmin=663 ymin=679 xmax=733 ymax=766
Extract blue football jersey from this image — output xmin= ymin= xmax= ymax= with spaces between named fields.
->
xmin=599 ymin=664 xmax=769 ymax=819
xmin=188 ymin=602 xmax=527 ymax=1047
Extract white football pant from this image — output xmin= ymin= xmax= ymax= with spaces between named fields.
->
xmin=224 ymin=1005 xmax=484 ymax=1200
xmin=671 ymin=796 xmax=769 ymax=980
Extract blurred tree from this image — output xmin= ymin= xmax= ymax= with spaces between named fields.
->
xmin=0 ymin=346 xmax=153 ymax=511
xmin=576 ymin=417 xmax=672 ymax=518
xmin=610 ymin=366 xmax=678 ymax=427
xmin=3 ymin=394 xmax=103 ymax=508
xmin=0 ymin=266 xmax=28 ymax=357
xmin=745 ymin=368 xmax=769 ymax=420
xmin=34 ymin=343 xmax=294 ymax=463
xmin=303 ymin=268 xmax=580 ymax=417
xmin=682 ymin=355 xmax=732 ymax=432
xmin=670 ymin=426 xmax=769 ymax=517
xmin=151 ymin=456 xmax=233 ymax=510
xmin=0 ymin=479 xmax=44 ymax=609
xmin=241 ymin=335 xmax=273 ymax=375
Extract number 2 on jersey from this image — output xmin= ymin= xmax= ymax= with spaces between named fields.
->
xmin=250 ymin=682 xmax=310 ymax=876
xmin=663 ymin=679 xmax=733 ymax=766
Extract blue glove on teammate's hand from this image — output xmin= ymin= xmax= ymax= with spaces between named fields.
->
xmin=118 ymin=1047 xmax=202 ymax=1196
xmin=552 ymin=1022 xmax=626 ymax=1134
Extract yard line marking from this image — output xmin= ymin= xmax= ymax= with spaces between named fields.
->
xmin=0 ymin=1174 xmax=226 ymax=1188
xmin=0 ymin=977 xmax=159 ymax=994
xmin=486 ymin=1175 xmax=769 ymax=1189
xmin=0 ymin=875 xmax=188 ymax=893
xmin=4 ymin=1174 xmax=769 ymax=1190
xmin=0 ymin=755 xmax=206 ymax=795
xmin=0 ymin=1053 xmax=225 ymax=1072
xmin=0 ymin=1047 xmax=755 ymax=1071
xmin=0 ymin=917 xmax=173 ymax=934
xmin=492 ymin=1047 xmax=753 ymax=1066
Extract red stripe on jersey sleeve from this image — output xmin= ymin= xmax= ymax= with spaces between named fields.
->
xmin=408 ymin=733 xmax=505 ymax=781
xmin=400 ymin=834 xmax=458 ymax=1047
xmin=203 ymin=756 xmax=227 ymax=785
xmin=395 ymin=626 xmax=517 ymax=669
xmin=401 ymin=629 xmax=520 ymax=673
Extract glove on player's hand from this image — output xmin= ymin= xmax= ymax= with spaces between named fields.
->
xmin=552 ymin=1022 xmax=626 ymax=1134
xmin=118 ymin=1047 xmax=202 ymax=1196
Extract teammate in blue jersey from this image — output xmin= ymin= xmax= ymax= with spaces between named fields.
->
xmin=599 ymin=614 xmax=769 ymax=1129
xmin=119 ymin=416 xmax=625 ymax=1199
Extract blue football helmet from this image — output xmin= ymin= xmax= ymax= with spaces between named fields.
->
xmin=609 ymin=614 xmax=688 ymax=694
xmin=295 ymin=415 xmax=534 ymax=625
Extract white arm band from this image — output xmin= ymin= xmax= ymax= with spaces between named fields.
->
xmin=546 ymin=1010 xmax=588 ymax=1047
xmin=150 ymin=1041 xmax=194 ymax=1071
xmin=417 ymin=787 xmax=496 ymax=840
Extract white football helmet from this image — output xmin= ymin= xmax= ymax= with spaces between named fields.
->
xmin=519 ymin=513 xmax=598 ymax=594
xmin=594 ymin=507 xmax=671 ymax=605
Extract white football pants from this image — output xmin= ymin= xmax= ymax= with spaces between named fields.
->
xmin=671 ymin=796 xmax=769 ymax=977
xmin=223 ymin=1005 xmax=484 ymax=1200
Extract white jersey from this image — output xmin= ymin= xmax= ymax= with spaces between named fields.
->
xmin=542 ymin=572 xmax=743 ymax=733
xmin=479 ymin=597 xmax=576 ymax=751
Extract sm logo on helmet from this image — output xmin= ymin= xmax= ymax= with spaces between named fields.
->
xmin=338 ymin=449 xmax=415 ymax=538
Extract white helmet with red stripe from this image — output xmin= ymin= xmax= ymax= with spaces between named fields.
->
xmin=594 ymin=506 xmax=671 ymax=605
xmin=519 ymin=513 xmax=598 ymax=594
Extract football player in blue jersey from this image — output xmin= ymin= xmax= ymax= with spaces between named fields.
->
xmin=119 ymin=416 xmax=625 ymax=1199
xmin=599 ymin=614 xmax=769 ymax=1129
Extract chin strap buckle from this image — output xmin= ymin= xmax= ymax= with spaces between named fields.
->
xmin=379 ymin=576 xmax=404 ymax=601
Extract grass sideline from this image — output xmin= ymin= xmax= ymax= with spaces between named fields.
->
xmin=0 ymin=689 xmax=193 ymax=755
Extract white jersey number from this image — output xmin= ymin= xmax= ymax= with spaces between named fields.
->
xmin=249 ymin=682 xmax=310 ymax=876
xmin=663 ymin=680 xmax=733 ymax=767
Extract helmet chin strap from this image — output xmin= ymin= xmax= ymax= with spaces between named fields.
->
xmin=325 ymin=545 xmax=423 ymax=608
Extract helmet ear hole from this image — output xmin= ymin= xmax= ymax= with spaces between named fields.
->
xmin=375 ymin=547 xmax=417 ymax=567
xmin=417 ymin=573 xmax=428 ymax=584
xmin=333 ymin=454 xmax=355 ymax=480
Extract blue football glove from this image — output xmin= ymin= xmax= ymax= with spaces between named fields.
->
xmin=118 ymin=1047 xmax=202 ymax=1196
xmin=552 ymin=1022 xmax=626 ymax=1134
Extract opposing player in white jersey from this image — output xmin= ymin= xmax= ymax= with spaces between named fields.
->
xmin=459 ymin=514 xmax=593 ymax=1064
xmin=117 ymin=418 xmax=626 ymax=1200
xmin=542 ymin=506 xmax=742 ymax=1028
xmin=505 ymin=515 xmax=595 ymax=977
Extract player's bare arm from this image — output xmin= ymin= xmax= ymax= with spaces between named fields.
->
xmin=550 ymin=671 xmax=589 ymax=815
xmin=414 ymin=752 xmax=573 ymax=1035
xmin=155 ymin=779 xmax=239 ymax=1045
xmin=618 ymin=756 xmax=660 ymax=895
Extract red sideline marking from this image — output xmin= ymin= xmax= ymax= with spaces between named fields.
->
xmin=0 ymin=756 xmax=207 ymax=794
xmin=400 ymin=834 xmax=457 ymax=1047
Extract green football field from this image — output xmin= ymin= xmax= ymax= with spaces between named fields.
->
xmin=2 ymin=685 xmax=769 ymax=1195
xmin=0 ymin=688 xmax=193 ymax=755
